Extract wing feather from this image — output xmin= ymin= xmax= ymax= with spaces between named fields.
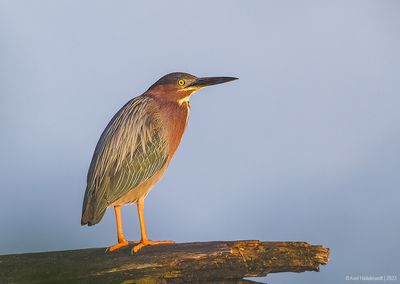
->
xmin=81 ymin=96 xmax=168 ymax=225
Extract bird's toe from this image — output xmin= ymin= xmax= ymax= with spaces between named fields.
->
xmin=131 ymin=240 xmax=175 ymax=254
xmin=106 ymin=240 xmax=138 ymax=253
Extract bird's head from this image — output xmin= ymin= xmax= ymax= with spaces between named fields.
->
xmin=146 ymin=72 xmax=238 ymax=104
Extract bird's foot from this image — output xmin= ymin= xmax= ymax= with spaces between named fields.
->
xmin=106 ymin=239 xmax=138 ymax=253
xmin=131 ymin=239 xmax=175 ymax=253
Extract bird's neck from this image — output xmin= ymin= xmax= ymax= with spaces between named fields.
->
xmin=150 ymin=96 xmax=190 ymax=160
xmin=146 ymin=87 xmax=193 ymax=106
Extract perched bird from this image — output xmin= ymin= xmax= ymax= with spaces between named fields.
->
xmin=81 ymin=72 xmax=237 ymax=253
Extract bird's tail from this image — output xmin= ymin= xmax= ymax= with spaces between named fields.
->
xmin=81 ymin=189 xmax=106 ymax=226
xmin=81 ymin=203 xmax=106 ymax=226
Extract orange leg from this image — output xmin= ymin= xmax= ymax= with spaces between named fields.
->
xmin=132 ymin=198 xmax=175 ymax=253
xmin=106 ymin=205 xmax=134 ymax=252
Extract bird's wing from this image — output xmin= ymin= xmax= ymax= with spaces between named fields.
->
xmin=81 ymin=96 xmax=168 ymax=225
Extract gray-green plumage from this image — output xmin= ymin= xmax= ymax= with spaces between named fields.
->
xmin=81 ymin=96 xmax=168 ymax=226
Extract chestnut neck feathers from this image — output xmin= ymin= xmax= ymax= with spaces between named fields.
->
xmin=144 ymin=89 xmax=191 ymax=159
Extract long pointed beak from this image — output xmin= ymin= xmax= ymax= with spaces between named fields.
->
xmin=188 ymin=76 xmax=238 ymax=88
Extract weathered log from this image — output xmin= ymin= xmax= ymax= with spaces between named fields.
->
xmin=0 ymin=240 xmax=329 ymax=283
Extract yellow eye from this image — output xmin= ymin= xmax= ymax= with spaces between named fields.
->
xmin=177 ymin=79 xmax=185 ymax=86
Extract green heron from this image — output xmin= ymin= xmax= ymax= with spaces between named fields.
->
xmin=81 ymin=72 xmax=238 ymax=253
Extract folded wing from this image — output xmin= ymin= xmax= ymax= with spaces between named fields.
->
xmin=81 ymin=96 xmax=168 ymax=226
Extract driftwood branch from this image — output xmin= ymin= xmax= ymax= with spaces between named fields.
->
xmin=0 ymin=240 xmax=329 ymax=283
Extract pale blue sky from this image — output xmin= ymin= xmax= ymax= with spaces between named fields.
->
xmin=1 ymin=1 xmax=399 ymax=283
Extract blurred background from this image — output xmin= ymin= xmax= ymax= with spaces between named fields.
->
xmin=0 ymin=1 xmax=399 ymax=283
